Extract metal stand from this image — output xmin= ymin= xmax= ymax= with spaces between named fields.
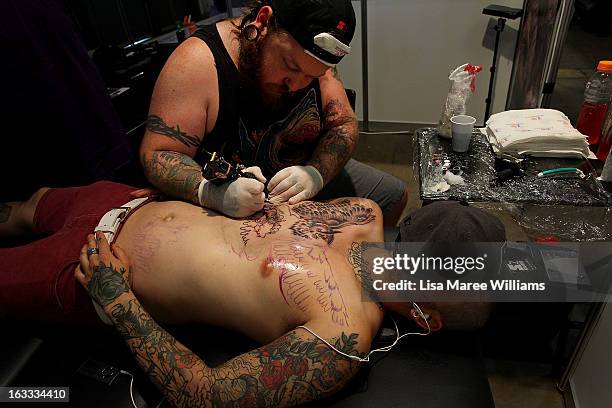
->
xmin=361 ymin=0 xmax=369 ymax=132
xmin=484 ymin=17 xmax=506 ymax=123
xmin=541 ymin=0 xmax=575 ymax=107
xmin=225 ymin=0 xmax=234 ymax=18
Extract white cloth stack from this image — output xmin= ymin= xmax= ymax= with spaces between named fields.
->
xmin=485 ymin=109 xmax=591 ymax=158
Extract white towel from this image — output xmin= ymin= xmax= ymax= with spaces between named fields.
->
xmin=485 ymin=109 xmax=590 ymax=158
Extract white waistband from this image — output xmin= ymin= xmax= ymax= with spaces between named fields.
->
xmin=92 ymin=197 xmax=149 ymax=325
xmin=94 ymin=197 xmax=149 ymax=244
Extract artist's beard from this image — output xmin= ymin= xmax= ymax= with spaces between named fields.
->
xmin=238 ymin=34 xmax=291 ymax=115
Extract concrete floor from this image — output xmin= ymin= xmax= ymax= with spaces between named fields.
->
xmin=351 ymin=20 xmax=611 ymax=408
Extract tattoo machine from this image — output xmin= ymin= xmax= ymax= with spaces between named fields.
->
xmin=490 ymin=154 xmax=526 ymax=185
xmin=201 ymin=152 xmax=269 ymax=198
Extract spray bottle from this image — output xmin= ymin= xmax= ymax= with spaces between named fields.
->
xmin=437 ymin=63 xmax=482 ymax=138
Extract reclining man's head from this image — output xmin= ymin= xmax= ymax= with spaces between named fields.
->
xmin=379 ymin=201 xmax=505 ymax=332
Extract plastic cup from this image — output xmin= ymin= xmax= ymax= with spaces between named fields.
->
xmin=451 ymin=115 xmax=476 ymax=153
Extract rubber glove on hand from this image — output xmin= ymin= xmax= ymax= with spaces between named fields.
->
xmin=199 ymin=166 xmax=266 ymax=218
xmin=267 ymin=165 xmax=324 ymax=205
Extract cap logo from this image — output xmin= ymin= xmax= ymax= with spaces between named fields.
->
xmin=337 ymin=21 xmax=347 ymax=32
xmin=313 ymin=33 xmax=351 ymax=58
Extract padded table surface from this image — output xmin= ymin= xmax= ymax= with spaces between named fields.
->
xmin=6 ymin=323 xmax=495 ymax=408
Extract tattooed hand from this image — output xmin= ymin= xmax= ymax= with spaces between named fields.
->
xmin=75 ymin=231 xmax=133 ymax=311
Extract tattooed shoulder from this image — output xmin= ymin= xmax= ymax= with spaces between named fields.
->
xmin=288 ymin=200 xmax=375 ymax=245
xmin=347 ymin=242 xmax=383 ymax=305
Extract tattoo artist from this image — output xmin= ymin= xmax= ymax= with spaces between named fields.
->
xmin=139 ymin=0 xmax=409 ymax=225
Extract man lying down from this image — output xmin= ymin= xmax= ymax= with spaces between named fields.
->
xmin=0 ymin=181 xmax=505 ymax=407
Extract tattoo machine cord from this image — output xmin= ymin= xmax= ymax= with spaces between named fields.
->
xmin=297 ymin=302 xmax=431 ymax=363
xmin=119 ymin=370 xmax=139 ymax=408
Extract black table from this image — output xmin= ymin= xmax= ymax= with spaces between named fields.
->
xmin=415 ymin=127 xmax=612 ymax=389
xmin=416 ymin=128 xmax=611 ymax=207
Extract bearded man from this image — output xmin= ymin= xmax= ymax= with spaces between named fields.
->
xmin=139 ymin=0 xmax=409 ymax=225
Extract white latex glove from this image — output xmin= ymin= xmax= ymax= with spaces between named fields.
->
xmin=198 ymin=166 xmax=266 ymax=218
xmin=267 ymin=165 xmax=324 ymax=205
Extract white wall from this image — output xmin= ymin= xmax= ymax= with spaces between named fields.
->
xmin=337 ymin=0 xmax=523 ymax=125
xmin=571 ymin=303 xmax=612 ymax=408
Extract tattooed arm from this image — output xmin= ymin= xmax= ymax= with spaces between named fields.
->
xmin=140 ymin=144 xmax=204 ymax=204
xmin=308 ymin=70 xmax=359 ymax=184
xmin=139 ymin=39 xmax=214 ymax=204
xmin=77 ymin=233 xmax=368 ymax=407
xmin=140 ymin=42 xmax=265 ymax=216
xmin=111 ymin=302 xmax=364 ymax=407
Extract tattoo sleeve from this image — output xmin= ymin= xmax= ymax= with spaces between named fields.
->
xmin=109 ymin=296 xmax=364 ymax=407
xmin=87 ymin=262 xmax=131 ymax=307
xmin=141 ymin=151 xmax=202 ymax=203
xmin=0 ymin=203 xmax=12 ymax=223
xmin=308 ymin=98 xmax=358 ymax=184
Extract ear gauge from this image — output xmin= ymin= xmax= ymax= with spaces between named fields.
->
xmin=411 ymin=308 xmax=430 ymax=321
xmin=412 ymin=308 xmax=443 ymax=332
xmin=242 ymin=24 xmax=261 ymax=41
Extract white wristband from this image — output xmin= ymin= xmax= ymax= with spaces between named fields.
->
xmin=197 ymin=178 xmax=209 ymax=206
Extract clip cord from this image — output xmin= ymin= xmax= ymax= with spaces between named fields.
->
xmin=119 ymin=370 xmax=139 ymax=408
xmin=537 ymin=167 xmax=583 ymax=178
xmin=297 ymin=302 xmax=431 ymax=363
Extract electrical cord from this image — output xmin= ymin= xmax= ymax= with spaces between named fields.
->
xmin=119 ymin=370 xmax=139 ymax=408
xmin=297 ymin=302 xmax=431 ymax=363
xmin=116 ymin=302 xmax=430 ymax=404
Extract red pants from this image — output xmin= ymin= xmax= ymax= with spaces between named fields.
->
xmin=0 ymin=181 xmax=138 ymax=325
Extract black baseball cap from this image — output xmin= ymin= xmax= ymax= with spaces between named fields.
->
xmin=270 ymin=0 xmax=356 ymax=66
xmin=397 ymin=201 xmax=507 ymax=242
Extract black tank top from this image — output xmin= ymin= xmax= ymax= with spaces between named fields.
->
xmin=191 ymin=24 xmax=324 ymax=178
